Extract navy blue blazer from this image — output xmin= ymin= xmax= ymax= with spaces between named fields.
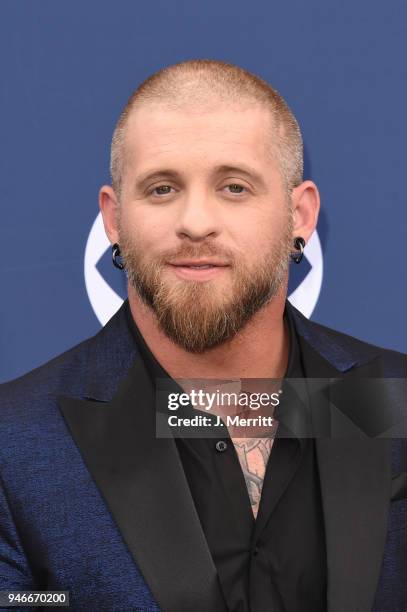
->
xmin=0 ymin=300 xmax=406 ymax=612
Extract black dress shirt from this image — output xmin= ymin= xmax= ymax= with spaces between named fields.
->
xmin=125 ymin=300 xmax=327 ymax=612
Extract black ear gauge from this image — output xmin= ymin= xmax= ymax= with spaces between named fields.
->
xmin=112 ymin=243 xmax=124 ymax=269
xmin=291 ymin=237 xmax=305 ymax=264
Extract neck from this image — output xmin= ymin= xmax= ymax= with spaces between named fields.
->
xmin=127 ymin=282 xmax=290 ymax=380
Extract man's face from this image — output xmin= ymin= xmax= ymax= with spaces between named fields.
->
xmin=117 ymin=103 xmax=293 ymax=353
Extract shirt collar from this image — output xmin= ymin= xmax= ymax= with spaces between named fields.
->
xmin=124 ymin=299 xmax=307 ymax=447
xmin=124 ymin=298 xmax=305 ymax=382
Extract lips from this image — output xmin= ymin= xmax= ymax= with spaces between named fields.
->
xmin=167 ymin=260 xmax=230 ymax=281
xmin=179 ymin=264 xmax=215 ymax=269
xmin=168 ymin=259 xmax=229 ymax=268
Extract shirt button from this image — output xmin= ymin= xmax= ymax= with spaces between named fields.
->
xmin=215 ymin=440 xmax=228 ymax=452
xmin=252 ymin=546 xmax=260 ymax=556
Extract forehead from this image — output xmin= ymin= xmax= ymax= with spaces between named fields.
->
xmin=122 ymin=103 xmax=277 ymax=173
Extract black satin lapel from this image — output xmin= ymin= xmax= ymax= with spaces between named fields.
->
xmin=253 ymin=437 xmax=302 ymax=541
xmin=58 ymin=357 xmax=227 ymax=612
xmin=297 ymin=334 xmax=392 ymax=612
xmin=315 ymin=437 xmax=391 ymax=612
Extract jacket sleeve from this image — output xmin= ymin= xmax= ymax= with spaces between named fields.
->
xmin=0 ymin=471 xmax=37 ymax=608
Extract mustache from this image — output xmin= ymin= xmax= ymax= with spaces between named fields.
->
xmin=155 ymin=245 xmax=236 ymax=266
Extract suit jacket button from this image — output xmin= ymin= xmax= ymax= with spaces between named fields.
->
xmin=215 ymin=440 xmax=228 ymax=452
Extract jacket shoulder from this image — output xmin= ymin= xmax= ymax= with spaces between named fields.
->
xmin=0 ymin=331 xmax=100 ymax=407
xmin=289 ymin=302 xmax=407 ymax=374
xmin=0 ymin=301 xmax=135 ymax=412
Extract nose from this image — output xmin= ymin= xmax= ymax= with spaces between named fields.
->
xmin=175 ymin=190 xmax=221 ymax=241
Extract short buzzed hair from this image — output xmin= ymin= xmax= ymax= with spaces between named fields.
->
xmin=110 ymin=59 xmax=303 ymax=198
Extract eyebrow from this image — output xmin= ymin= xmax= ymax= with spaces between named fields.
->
xmin=213 ymin=165 xmax=267 ymax=189
xmin=133 ymin=164 xmax=267 ymax=192
xmin=134 ymin=170 xmax=183 ymax=191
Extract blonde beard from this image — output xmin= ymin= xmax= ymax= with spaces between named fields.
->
xmin=119 ymin=220 xmax=293 ymax=353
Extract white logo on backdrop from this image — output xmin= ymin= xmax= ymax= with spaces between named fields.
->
xmin=287 ymin=230 xmax=323 ymax=318
xmin=84 ymin=213 xmax=122 ymax=326
xmin=84 ymin=212 xmax=324 ymax=326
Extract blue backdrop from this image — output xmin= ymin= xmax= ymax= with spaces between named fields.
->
xmin=1 ymin=0 xmax=406 ymax=383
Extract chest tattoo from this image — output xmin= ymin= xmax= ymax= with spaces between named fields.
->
xmin=231 ymin=437 xmax=274 ymax=519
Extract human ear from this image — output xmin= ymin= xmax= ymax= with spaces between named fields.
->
xmin=99 ymin=185 xmax=120 ymax=245
xmin=290 ymin=180 xmax=320 ymax=243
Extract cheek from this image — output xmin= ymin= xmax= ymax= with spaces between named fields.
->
xmin=229 ymin=214 xmax=288 ymax=268
xmin=119 ymin=210 xmax=162 ymax=246
xmin=229 ymin=201 xmax=287 ymax=237
xmin=253 ymin=208 xmax=292 ymax=245
xmin=229 ymin=215 xmax=272 ymax=251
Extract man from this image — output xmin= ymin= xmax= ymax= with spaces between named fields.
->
xmin=0 ymin=59 xmax=406 ymax=612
